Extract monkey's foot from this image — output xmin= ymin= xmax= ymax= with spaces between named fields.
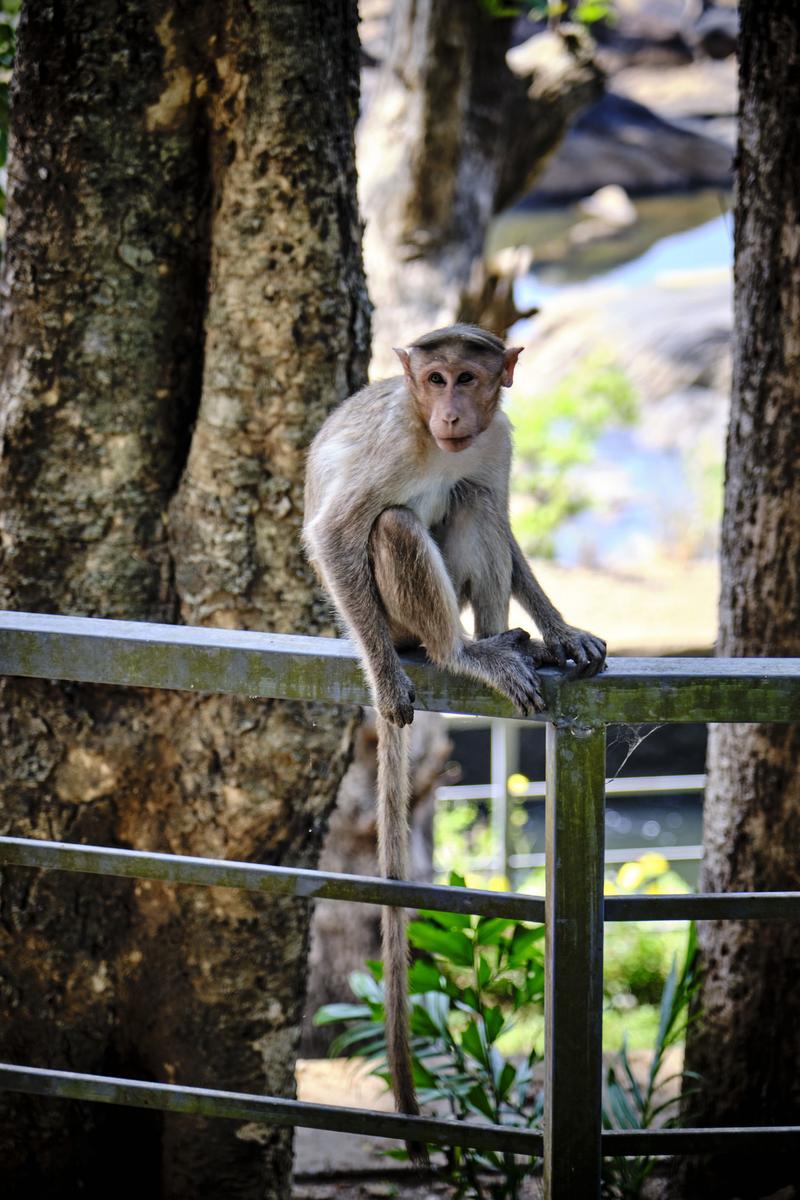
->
xmin=376 ymin=668 xmax=416 ymax=727
xmin=464 ymin=629 xmax=546 ymax=716
xmin=545 ymin=626 xmax=607 ymax=678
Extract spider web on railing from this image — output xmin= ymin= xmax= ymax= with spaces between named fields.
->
xmin=605 ymin=724 xmax=666 ymax=784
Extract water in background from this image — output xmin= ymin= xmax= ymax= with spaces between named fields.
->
xmin=492 ymin=189 xmax=733 ymax=570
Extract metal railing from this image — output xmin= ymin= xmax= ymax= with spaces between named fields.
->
xmin=0 ymin=610 xmax=799 ymax=1198
xmin=436 ymin=714 xmax=705 ymax=878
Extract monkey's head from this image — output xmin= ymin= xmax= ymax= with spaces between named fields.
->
xmin=395 ymin=324 xmax=522 ymax=454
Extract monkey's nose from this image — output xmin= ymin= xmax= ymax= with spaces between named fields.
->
xmin=442 ymin=411 xmax=460 ymax=426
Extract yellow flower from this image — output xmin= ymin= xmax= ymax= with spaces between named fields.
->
xmin=507 ymin=773 xmax=529 ymax=796
xmin=617 ymin=861 xmax=644 ymax=891
xmin=639 ymin=852 xmax=669 ymax=878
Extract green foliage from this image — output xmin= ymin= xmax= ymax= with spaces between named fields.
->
xmin=315 ymin=872 xmax=546 ymax=1198
xmin=601 ymin=924 xmax=701 ymax=1199
xmin=508 ymin=350 xmax=637 ymax=557
xmin=435 ymin=799 xmax=512 ymax=890
xmin=604 ymin=922 xmax=686 ymax=1009
xmin=315 ymin=876 xmax=699 ymax=1200
xmin=478 ymin=0 xmax=614 ymax=23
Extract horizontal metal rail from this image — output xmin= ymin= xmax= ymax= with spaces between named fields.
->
xmin=605 ymin=892 xmax=800 ymax=921
xmin=2 ymin=837 xmax=799 ymax=924
xmin=0 ymin=1064 xmax=543 ymax=1155
xmin=438 ymin=773 xmax=706 ymax=803
xmin=602 ymin=1126 xmax=800 ymax=1154
xmin=2 ymin=1063 xmax=797 ymax=1159
xmin=2 ymin=610 xmax=800 ymax=723
xmin=508 ymin=844 xmax=704 ymax=871
xmin=0 ymin=836 xmax=546 ymax=923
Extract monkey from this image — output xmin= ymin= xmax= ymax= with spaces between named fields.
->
xmin=303 ymin=324 xmax=606 ymax=1159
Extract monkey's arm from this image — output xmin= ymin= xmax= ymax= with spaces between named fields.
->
xmin=308 ymin=519 xmax=417 ymax=726
xmin=510 ymin=535 xmax=606 ymax=676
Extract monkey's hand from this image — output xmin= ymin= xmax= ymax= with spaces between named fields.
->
xmin=375 ymin=666 xmax=416 ymax=727
xmin=544 ymin=625 xmax=607 ymax=678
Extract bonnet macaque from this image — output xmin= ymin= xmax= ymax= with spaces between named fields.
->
xmin=304 ymin=325 xmax=606 ymax=1155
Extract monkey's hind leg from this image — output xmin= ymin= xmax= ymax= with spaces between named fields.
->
xmin=370 ymin=507 xmax=545 ymax=715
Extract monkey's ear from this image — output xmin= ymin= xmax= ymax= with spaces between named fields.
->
xmin=394 ymin=347 xmax=412 ymax=379
xmin=502 ymin=346 xmax=523 ymax=388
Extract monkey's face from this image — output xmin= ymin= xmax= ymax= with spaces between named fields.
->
xmin=397 ymin=345 xmax=522 ymax=453
xmin=416 ymin=360 xmax=495 ymax=452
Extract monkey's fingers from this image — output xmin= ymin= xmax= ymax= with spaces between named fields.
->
xmin=521 ymin=638 xmax=564 ymax=668
xmin=561 ymin=629 xmax=607 ymax=679
xmin=506 ymin=626 xmax=531 ymax=646
xmin=376 ymin=672 xmax=417 ymax=726
xmin=508 ymin=655 xmax=546 ymax=716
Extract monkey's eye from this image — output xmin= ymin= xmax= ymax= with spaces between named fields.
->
xmin=457 ymin=372 xmax=474 ymax=385
xmin=428 ymin=372 xmax=446 ymax=386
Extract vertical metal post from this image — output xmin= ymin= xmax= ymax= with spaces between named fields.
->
xmin=544 ymin=721 xmax=606 ymax=1199
xmin=490 ymin=718 xmax=518 ymax=882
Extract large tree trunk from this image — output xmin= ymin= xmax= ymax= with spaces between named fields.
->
xmin=359 ymin=0 xmax=603 ymax=373
xmin=0 ymin=4 xmax=369 ymax=1199
xmin=680 ymin=5 xmax=800 ymax=1197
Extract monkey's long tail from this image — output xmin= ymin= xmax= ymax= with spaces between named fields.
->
xmin=375 ymin=714 xmax=429 ymax=1168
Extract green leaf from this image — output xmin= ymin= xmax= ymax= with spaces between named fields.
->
xmin=477 ymin=954 xmax=492 ymax=989
xmin=411 ymin=1060 xmax=440 ymax=1089
xmin=0 ymin=22 xmax=14 ymax=68
xmin=312 ymin=1002 xmax=372 ymax=1026
xmin=478 ymin=0 xmax=524 ymax=16
xmin=408 ymin=959 xmax=445 ymax=994
xmin=461 ymin=1019 xmax=489 ymax=1067
xmin=617 ymin=1038 xmax=644 ymax=1113
xmin=573 ymin=0 xmax=611 ymax=23
xmin=522 ymin=965 xmax=545 ymax=1004
xmin=496 ymin=1060 xmax=518 ymax=1100
xmin=419 ymin=907 xmax=472 ymax=931
xmin=605 ymin=1076 xmax=640 ymax=1130
xmin=424 ymin=991 xmax=453 ymax=1033
xmin=508 ymin=924 xmax=546 ymax=965
xmin=328 ymin=1025 xmax=386 ymax=1058
xmin=484 ymin=1006 xmax=505 ymax=1044
xmin=349 ymin=969 xmax=384 ymax=1004
xmin=448 ymin=870 xmax=467 ymax=888
xmin=475 ymin=916 xmax=516 ymax=945
xmin=410 ymin=1006 xmax=442 ymax=1039
xmin=407 ymin=922 xmax=474 ymax=967
xmin=466 ymin=1082 xmax=496 ymax=1121
xmin=459 ymin=986 xmax=479 ymax=1013
xmin=365 ymin=959 xmax=383 ymax=981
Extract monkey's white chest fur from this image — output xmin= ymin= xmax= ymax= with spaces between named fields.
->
xmin=403 ymin=444 xmax=481 ymax=529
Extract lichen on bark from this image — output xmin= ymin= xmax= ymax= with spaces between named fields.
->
xmin=0 ymin=3 xmax=369 ymax=1198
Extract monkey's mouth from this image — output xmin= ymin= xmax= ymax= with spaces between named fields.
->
xmin=435 ymin=434 xmax=474 ymax=453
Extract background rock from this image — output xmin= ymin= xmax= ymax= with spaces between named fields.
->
xmin=530 ymin=91 xmax=732 ymax=200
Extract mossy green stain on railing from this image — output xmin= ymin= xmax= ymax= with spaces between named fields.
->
xmin=0 ymin=836 xmax=547 ymax=922
xmin=1 ymin=611 xmax=799 ymax=723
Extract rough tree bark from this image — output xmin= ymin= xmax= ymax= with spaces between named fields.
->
xmin=0 ymin=4 xmax=369 ymax=1199
xmin=679 ymin=5 xmax=800 ymax=1198
xmin=358 ymin=0 xmax=603 ymax=373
